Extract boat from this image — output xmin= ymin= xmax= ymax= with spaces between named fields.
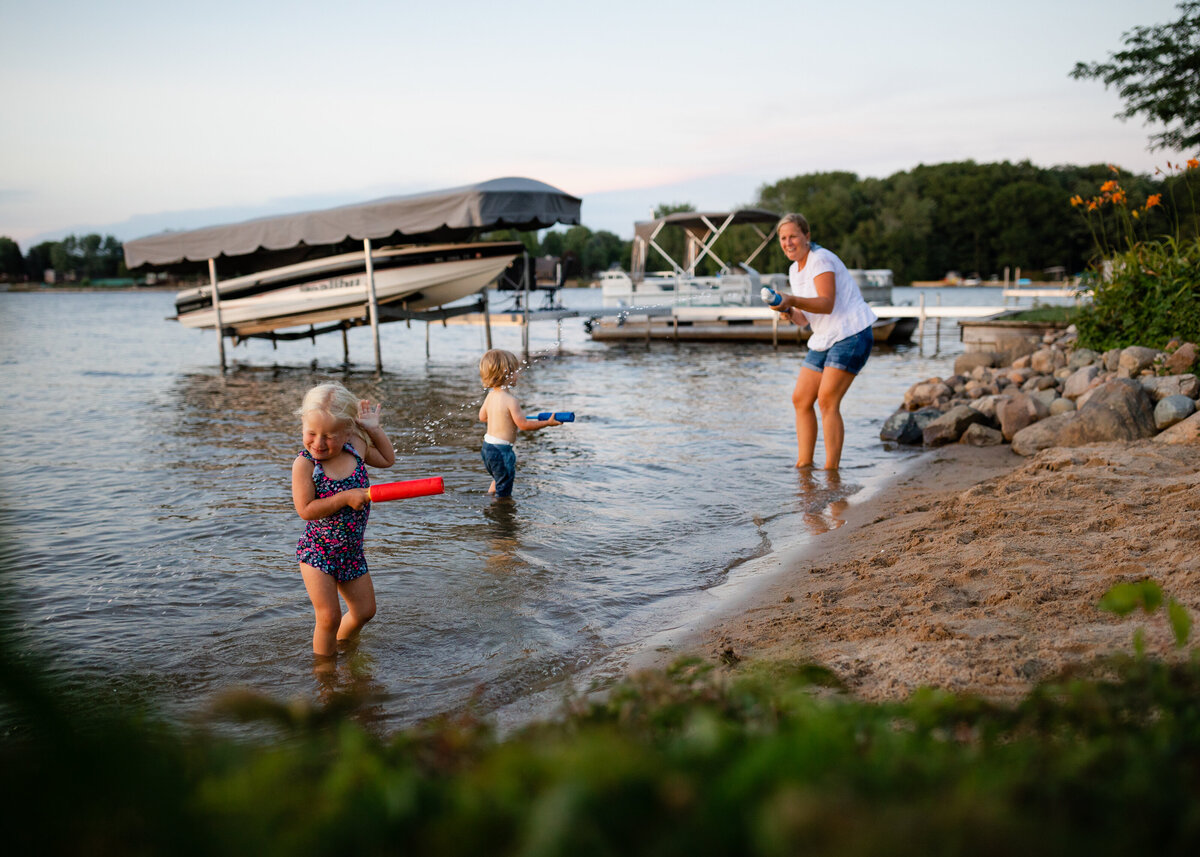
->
xmin=123 ymin=177 xmax=582 ymax=341
xmin=600 ymin=209 xmax=787 ymax=309
xmin=171 ymin=241 xmax=523 ymax=336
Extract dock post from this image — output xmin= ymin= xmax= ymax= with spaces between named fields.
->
xmin=482 ymin=287 xmax=493 ymax=350
xmin=341 ymin=326 xmax=349 ymax=364
xmin=556 ymin=318 xmax=562 ymax=348
xmin=673 ymin=313 xmax=679 ymax=344
xmin=772 ymin=313 xmax=778 ymax=349
xmin=917 ymin=291 xmax=926 ymax=356
xmin=935 ymin=293 xmax=942 ymax=354
xmin=425 ymin=319 xmax=431 ymax=358
xmin=363 ymin=238 xmax=383 ymax=375
xmin=207 ymin=258 xmax=226 ymax=372
xmin=645 ymin=313 xmax=651 ymax=346
xmin=522 ymin=252 xmax=530 ymax=362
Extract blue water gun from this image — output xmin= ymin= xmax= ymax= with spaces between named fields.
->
xmin=526 ymin=411 xmax=575 ymax=422
xmin=761 ymin=287 xmax=785 ymax=308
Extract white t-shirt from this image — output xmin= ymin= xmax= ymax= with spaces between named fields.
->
xmin=787 ymin=246 xmax=878 ymax=351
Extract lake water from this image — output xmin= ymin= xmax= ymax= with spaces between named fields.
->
xmin=0 ymin=285 xmax=1059 ymax=732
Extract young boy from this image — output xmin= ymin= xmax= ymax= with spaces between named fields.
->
xmin=477 ymin=349 xmax=561 ymax=498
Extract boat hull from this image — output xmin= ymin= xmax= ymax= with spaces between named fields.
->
xmin=175 ymin=243 xmax=522 ymax=335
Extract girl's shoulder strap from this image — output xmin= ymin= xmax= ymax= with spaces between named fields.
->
xmin=343 ymin=442 xmax=364 ymax=462
xmin=297 ymin=449 xmax=316 ymax=463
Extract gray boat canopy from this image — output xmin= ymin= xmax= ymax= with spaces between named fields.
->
xmin=631 ymin=208 xmax=780 ymax=280
xmin=123 ymin=176 xmax=582 ymax=270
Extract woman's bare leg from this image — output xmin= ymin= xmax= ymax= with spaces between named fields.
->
xmin=336 ymin=573 xmax=377 ymax=643
xmin=792 ymin=367 xmax=822 ymax=467
xmin=816 ymin=367 xmax=858 ymax=470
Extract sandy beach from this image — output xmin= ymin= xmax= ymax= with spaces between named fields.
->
xmin=654 ymin=437 xmax=1200 ymax=702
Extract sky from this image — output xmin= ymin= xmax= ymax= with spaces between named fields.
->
xmin=0 ymin=0 xmax=1190 ymax=249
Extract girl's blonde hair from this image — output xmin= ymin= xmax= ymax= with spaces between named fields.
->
xmin=479 ymin=349 xmax=521 ymax=388
xmin=296 ymin=382 xmax=370 ymax=445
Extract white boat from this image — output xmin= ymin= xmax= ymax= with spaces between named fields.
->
xmin=172 ymin=241 xmax=523 ymax=336
xmin=601 ymin=209 xmax=788 ymax=309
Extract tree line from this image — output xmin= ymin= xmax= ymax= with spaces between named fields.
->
xmin=4 ymin=159 xmax=1196 ymax=287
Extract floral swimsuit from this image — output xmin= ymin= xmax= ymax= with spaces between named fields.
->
xmin=296 ymin=444 xmax=371 ymax=582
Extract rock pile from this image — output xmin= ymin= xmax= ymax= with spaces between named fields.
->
xmin=882 ymin=331 xmax=1200 ymax=454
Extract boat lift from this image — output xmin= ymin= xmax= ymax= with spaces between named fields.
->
xmin=630 ymin=208 xmax=781 ymax=281
xmin=122 ymin=178 xmax=582 ymax=374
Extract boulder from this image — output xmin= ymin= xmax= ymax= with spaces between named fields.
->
xmin=954 ymin=351 xmax=998 ymax=376
xmin=1011 ymin=413 xmax=1078 ymax=456
xmin=1048 ymin=398 xmax=1077 ymax=416
xmin=1154 ymin=394 xmax=1197 ymax=430
xmin=1021 ymin=375 xmax=1057 ymax=392
xmin=997 ymin=392 xmax=1049 ymax=441
xmin=1030 ymin=388 xmax=1059 ymax=409
xmin=1163 ymin=341 xmax=1197 ymax=375
xmin=923 ymin=405 xmax=988 ymax=446
xmin=1030 ymin=347 xmax=1066 ymax=374
xmin=1102 ymin=348 xmax=1122 ymax=372
xmin=1056 ymin=378 xmax=1157 ymax=445
xmin=904 ymin=379 xmax=953 ymax=410
xmin=1062 ymin=364 xmax=1102 ymax=400
xmin=1118 ymin=346 xmax=1163 ymax=378
xmin=1067 ymin=347 xmax=1100 ymax=370
xmin=1154 ymin=411 xmax=1200 ymax=445
xmin=880 ymin=409 xmax=923 ymax=444
xmin=968 ymin=394 xmax=1002 ymax=421
xmin=960 ymin=423 xmax=1004 ymax=447
xmin=1139 ymin=374 xmax=1199 ymax=402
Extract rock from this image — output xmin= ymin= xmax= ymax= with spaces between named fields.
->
xmin=1057 ymin=378 xmax=1157 ymax=445
xmin=1067 ymin=347 xmax=1100 ymax=370
xmin=960 ymin=423 xmax=1004 ymax=446
xmin=911 ymin=407 xmax=944 ymax=432
xmin=997 ymin=392 xmax=1049 ymax=441
xmin=968 ymin=394 xmax=1002 ymax=421
xmin=1154 ymin=411 xmax=1200 ymax=444
xmin=1030 ymin=388 xmax=1059 ymax=409
xmin=954 ymin=351 xmax=998 ymax=375
xmin=1139 ymin=374 xmax=1199 ymax=401
xmin=880 ymin=409 xmax=923 ymax=444
xmin=923 ymin=405 xmax=988 ymax=446
xmin=1048 ymin=398 xmax=1077 ymax=416
xmin=1154 ymin=394 xmax=1197 ymax=430
xmin=904 ymin=379 xmax=953 ymax=410
xmin=1011 ymin=413 xmax=1078 ymax=456
xmin=1118 ymin=346 xmax=1163 ymax=378
xmin=1062 ymin=365 xmax=1102 ymax=400
xmin=1163 ymin=342 xmax=1198 ymax=375
xmin=997 ymin=339 xmax=1039 ymax=366
xmin=1030 ymin=347 xmax=1066 ymax=374
xmin=1103 ymin=348 xmax=1122 ymax=372
xmin=1021 ymin=375 xmax=1057 ymax=392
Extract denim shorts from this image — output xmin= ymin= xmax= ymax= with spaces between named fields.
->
xmin=803 ymin=325 xmax=873 ymax=375
xmin=481 ymin=442 xmax=517 ymax=498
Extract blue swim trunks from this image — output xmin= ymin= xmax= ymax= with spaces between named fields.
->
xmin=803 ymin=325 xmax=873 ymax=375
xmin=481 ymin=441 xmax=517 ymax=498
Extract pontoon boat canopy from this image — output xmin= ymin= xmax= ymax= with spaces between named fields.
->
xmin=631 ymin=208 xmax=780 ymax=279
xmin=124 ymin=177 xmax=581 ymax=270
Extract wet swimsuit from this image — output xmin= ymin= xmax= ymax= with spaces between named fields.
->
xmin=296 ymin=444 xmax=371 ymax=582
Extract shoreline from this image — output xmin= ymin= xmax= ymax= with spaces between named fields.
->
xmin=633 ymin=437 xmax=1199 ymax=703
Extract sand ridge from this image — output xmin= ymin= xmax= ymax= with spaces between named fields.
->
xmin=688 ymin=440 xmax=1200 ymax=701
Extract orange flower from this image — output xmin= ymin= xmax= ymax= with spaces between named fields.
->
xmin=1086 ymin=199 xmax=1098 ymax=211
xmin=1132 ymin=209 xmax=1140 ymax=219
xmin=1108 ymin=164 xmax=1120 ymax=174
xmin=1070 ymin=194 xmax=1083 ymax=207
xmin=1112 ymin=189 xmax=1127 ymax=205
xmin=1146 ymin=194 xmax=1162 ymax=209
xmin=1188 ymin=158 xmax=1199 ymax=170
xmin=1100 ymin=179 xmax=1119 ymax=193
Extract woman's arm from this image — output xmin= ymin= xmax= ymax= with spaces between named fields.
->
xmin=776 ymin=272 xmax=836 ymax=315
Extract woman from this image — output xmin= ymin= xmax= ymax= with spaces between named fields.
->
xmin=764 ymin=213 xmax=877 ymax=470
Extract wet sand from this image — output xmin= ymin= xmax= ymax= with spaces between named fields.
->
xmin=645 ymin=439 xmax=1200 ymax=702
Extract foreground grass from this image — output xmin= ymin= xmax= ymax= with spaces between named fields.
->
xmin=4 ymin=649 xmax=1200 ymax=856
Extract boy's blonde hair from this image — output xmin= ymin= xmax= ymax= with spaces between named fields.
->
xmin=479 ymin=349 xmax=521 ymax=388
xmin=296 ymin=381 xmax=370 ymax=444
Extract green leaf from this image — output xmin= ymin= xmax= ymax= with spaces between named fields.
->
xmin=1167 ymin=598 xmax=1193 ymax=649
xmin=1098 ymin=580 xmax=1163 ymax=616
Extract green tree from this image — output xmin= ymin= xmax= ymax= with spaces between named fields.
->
xmin=0 ymin=236 xmax=23 ymax=280
xmin=1071 ymin=1 xmax=1200 ymax=151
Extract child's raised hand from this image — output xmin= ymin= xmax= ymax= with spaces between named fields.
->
xmin=357 ymin=399 xmax=383 ymax=430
